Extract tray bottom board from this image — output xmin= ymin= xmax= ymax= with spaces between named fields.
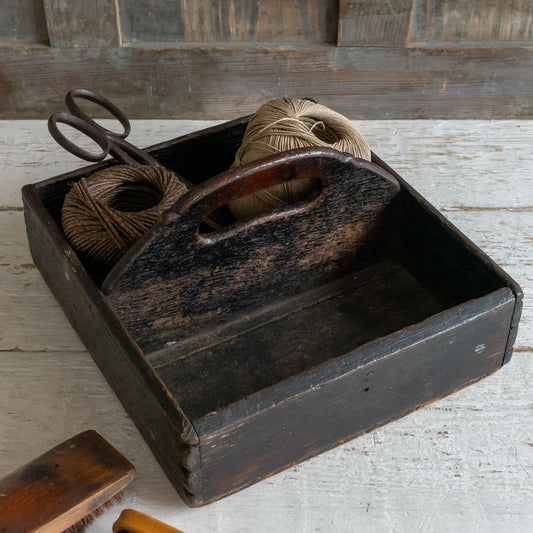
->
xmin=154 ymin=259 xmax=447 ymax=420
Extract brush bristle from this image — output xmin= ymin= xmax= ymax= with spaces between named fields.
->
xmin=62 ymin=492 xmax=124 ymax=533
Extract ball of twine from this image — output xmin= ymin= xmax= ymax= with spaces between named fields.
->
xmin=61 ymin=164 xmax=187 ymax=271
xmin=228 ymin=97 xmax=371 ymax=220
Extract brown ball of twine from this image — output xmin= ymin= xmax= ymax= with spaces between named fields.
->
xmin=62 ymin=164 xmax=187 ymax=271
xmin=228 ymin=97 xmax=371 ymax=220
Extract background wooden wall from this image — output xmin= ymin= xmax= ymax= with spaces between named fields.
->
xmin=1 ymin=1 xmax=532 ymax=119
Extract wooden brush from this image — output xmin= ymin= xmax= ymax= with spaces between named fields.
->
xmin=0 ymin=430 xmax=135 ymax=533
xmin=113 ymin=509 xmax=185 ymax=533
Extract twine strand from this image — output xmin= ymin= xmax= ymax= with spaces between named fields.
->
xmin=229 ymin=97 xmax=371 ymax=220
xmin=60 ymin=98 xmax=370 ymax=273
xmin=61 ymin=164 xmax=187 ymax=272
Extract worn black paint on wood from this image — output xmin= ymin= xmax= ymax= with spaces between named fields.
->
xmin=103 ymin=149 xmax=401 ymax=353
xmin=22 ymin=118 xmax=522 ymax=506
xmin=154 ymin=260 xmax=446 ymax=420
xmin=22 ymin=186 xmax=202 ymax=505
xmin=197 ymin=288 xmax=515 ymax=502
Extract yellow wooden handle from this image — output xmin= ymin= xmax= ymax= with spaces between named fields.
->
xmin=113 ymin=509 xmax=185 ymax=533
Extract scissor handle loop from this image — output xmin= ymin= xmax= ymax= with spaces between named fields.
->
xmin=65 ymin=88 xmax=131 ymax=139
xmin=48 ymin=112 xmax=110 ymax=162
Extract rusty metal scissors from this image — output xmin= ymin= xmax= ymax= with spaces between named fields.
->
xmin=48 ymin=88 xmax=161 ymax=167
xmin=48 ymin=88 xmax=223 ymax=229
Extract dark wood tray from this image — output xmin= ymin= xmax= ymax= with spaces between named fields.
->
xmin=22 ymin=116 xmax=522 ymax=507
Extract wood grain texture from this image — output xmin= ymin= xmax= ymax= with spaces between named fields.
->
xmin=153 ymin=261 xmax=445 ymax=418
xmin=119 ymin=0 xmax=338 ymax=44
xmin=1 ymin=120 xmax=532 ymax=352
xmin=22 ymin=183 xmax=202 ymax=504
xmin=105 ymin=150 xmax=400 ymax=353
xmin=338 ymin=0 xmax=412 ymax=47
xmin=3 ymin=207 xmax=532 ymax=352
xmin=21 ymin=116 xmax=521 ymax=505
xmin=0 ymin=209 xmax=85 ymax=353
xmin=0 ymin=0 xmax=48 ymax=44
xmin=197 ymin=289 xmax=515 ymax=503
xmin=3 ymin=120 xmax=533 ymax=209
xmin=411 ymin=0 xmax=533 ymax=46
xmin=42 ymin=0 xmax=120 ymax=47
xmin=0 ymin=430 xmax=134 ymax=533
xmin=0 ymin=119 xmax=531 ymax=529
xmin=1 ymin=46 xmax=533 ymax=119
xmin=0 ymin=349 xmax=530 ymax=532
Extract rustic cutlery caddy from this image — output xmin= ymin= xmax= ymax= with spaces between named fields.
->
xmin=22 ymin=116 xmax=522 ymax=507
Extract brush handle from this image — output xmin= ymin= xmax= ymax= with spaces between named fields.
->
xmin=113 ymin=509 xmax=185 ymax=533
xmin=0 ymin=430 xmax=135 ymax=533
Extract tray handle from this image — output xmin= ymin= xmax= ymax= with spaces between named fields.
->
xmin=102 ymin=147 xmax=400 ymax=294
xmin=171 ymin=147 xmax=351 ymax=245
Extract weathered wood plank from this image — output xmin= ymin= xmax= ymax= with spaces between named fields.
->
xmin=3 ymin=120 xmax=533 ymax=210
xmin=359 ymin=120 xmax=533 ymax=209
xmin=411 ymin=0 xmax=533 ymax=46
xmin=0 ymin=120 xmax=221 ymax=208
xmin=42 ymin=0 xmax=120 ymax=47
xmin=119 ymin=0 xmax=338 ymax=44
xmin=0 ymin=349 xmax=530 ymax=532
xmin=338 ymin=0 xmax=412 ymax=47
xmin=3 ymin=207 xmax=531 ymax=353
xmin=1 ymin=46 xmax=533 ymax=119
xmin=0 ymin=0 xmax=48 ymax=44
xmin=1 ymin=119 xmax=532 ymax=528
xmin=0 ymin=209 xmax=85 ymax=352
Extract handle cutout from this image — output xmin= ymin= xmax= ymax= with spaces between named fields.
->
xmin=199 ymin=175 xmax=322 ymax=240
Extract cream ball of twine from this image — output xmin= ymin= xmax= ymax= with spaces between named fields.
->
xmin=228 ymin=97 xmax=371 ymax=220
xmin=61 ymin=164 xmax=187 ymax=272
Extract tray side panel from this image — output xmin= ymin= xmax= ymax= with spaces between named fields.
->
xmin=372 ymin=153 xmax=523 ymax=365
xmin=155 ymin=260 xmax=447 ymax=420
xmin=105 ymin=152 xmax=401 ymax=354
xmin=21 ymin=186 xmax=203 ymax=506
xmin=195 ymin=288 xmax=515 ymax=505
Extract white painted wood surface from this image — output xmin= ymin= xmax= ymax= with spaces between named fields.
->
xmin=0 ymin=120 xmax=531 ymax=533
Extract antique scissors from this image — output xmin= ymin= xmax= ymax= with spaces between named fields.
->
xmin=48 ymin=88 xmax=223 ymax=229
xmin=48 ymin=88 xmax=161 ymax=167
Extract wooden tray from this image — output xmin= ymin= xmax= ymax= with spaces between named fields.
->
xmin=22 ymin=116 xmax=522 ymax=507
